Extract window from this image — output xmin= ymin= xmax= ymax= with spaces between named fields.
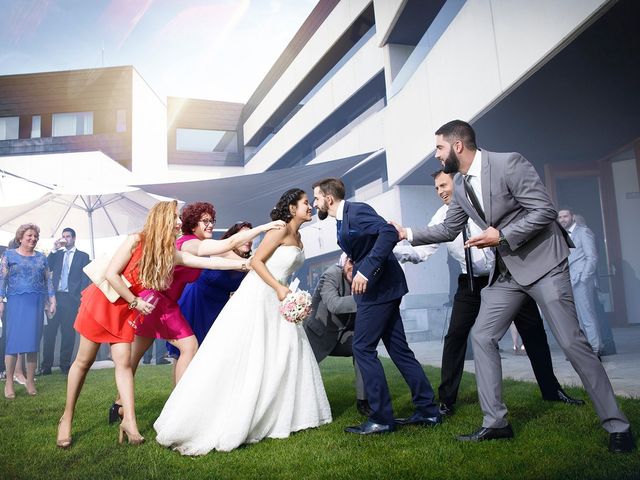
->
xmin=176 ymin=128 xmax=238 ymax=153
xmin=31 ymin=115 xmax=41 ymax=138
xmin=52 ymin=112 xmax=93 ymax=137
xmin=116 ymin=109 xmax=126 ymax=133
xmin=0 ymin=116 xmax=19 ymax=141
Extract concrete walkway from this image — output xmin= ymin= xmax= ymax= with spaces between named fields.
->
xmin=381 ymin=326 xmax=640 ymax=399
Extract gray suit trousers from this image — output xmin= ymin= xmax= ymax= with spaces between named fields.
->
xmin=471 ymin=259 xmax=629 ymax=433
xmin=572 ymin=279 xmax=603 ymax=353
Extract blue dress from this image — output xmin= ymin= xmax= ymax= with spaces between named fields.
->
xmin=0 ymin=249 xmax=55 ymax=354
xmin=167 ymin=269 xmax=247 ymax=357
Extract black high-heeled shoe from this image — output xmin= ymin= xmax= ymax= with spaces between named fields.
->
xmin=109 ymin=402 xmax=123 ymax=425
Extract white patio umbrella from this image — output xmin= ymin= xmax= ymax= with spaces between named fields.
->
xmin=0 ymin=185 xmax=182 ymax=258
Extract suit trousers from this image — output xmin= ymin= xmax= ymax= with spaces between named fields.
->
xmin=471 ymin=259 xmax=629 ymax=433
xmin=439 ymin=275 xmax=562 ymax=406
xmin=41 ymin=292 xmax=80 ymax=372
xmin=352 ymin=299 xmax=438 ymax=425
xmin=572 ymin=279 xmax=603 ymax=354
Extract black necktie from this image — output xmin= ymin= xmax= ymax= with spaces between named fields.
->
xmin=464 ymin=175 xmax=508 ymax=280
xmin=462 ymin=226 xmax=475 ymax=292
xmin=463 ymin=175 xmax=486 ymax=222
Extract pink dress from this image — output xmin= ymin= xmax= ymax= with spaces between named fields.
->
xmin=135 ymin=234 xmax=201 ymax=340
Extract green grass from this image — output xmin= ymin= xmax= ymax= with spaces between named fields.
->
xmin=1 ymin=358 xmax=638 ymax=480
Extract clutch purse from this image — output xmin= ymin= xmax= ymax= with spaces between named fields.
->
xmin=83 ymin=254 xmax=132 ymax=303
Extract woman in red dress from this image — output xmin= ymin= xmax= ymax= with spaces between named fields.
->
xmin=111 ymin=204 xmax=284 ymax=421
xmin=56 ymin=200 xmax=249 ymax=449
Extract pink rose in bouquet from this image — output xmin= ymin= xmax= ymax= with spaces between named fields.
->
xmin=279 ymin=290 xmax=313 ymax=325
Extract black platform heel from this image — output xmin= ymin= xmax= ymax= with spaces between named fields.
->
xmin=109 ymin=402 xmax=123 ymax=425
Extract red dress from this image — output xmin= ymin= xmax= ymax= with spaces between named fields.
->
xmin=74 ymin=242 xmax=145 ymax=344
xmin=134 ymin=234 xmax=202 ymax=340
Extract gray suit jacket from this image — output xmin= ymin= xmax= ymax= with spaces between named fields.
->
xmin=568 ymin=224 xmax=598 ymax=285
xmin=304 ymin=264 xmax=357 ymax=361
xmin=412 ymin=150 xmax=573 ymax=286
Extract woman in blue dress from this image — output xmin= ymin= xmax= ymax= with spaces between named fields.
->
xmin=168 ymin=222 xmax=252 ymax=357
xmin=0 ymin=224 xmax=56 ymax=399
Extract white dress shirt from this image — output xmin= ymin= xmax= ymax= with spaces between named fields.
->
xmin=58 ymin=246 xmax=77 ymax=292
xmin=396 ymin=204 xmax=494 ymax=276
xmin=464 ymin=149 xmax=484 ymax=213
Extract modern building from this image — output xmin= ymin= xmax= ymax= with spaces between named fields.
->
xmin=1 ymin=0 xmax=638 ymax=332
xmin=235 ymin=0 xmax=639 ymax=330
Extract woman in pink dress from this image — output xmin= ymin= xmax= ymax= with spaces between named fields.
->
xmin=111 ymin=203 xmax=283 ymax=422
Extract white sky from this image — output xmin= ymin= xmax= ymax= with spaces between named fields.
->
xmin=0 ymin=0 xmax=318 ymax=103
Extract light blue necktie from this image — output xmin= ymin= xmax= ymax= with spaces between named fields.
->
xmin=59 ymin=250 xmax=71 ymax=292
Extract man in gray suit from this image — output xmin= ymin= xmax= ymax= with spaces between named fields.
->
xmin=393 ymin=120 xmax=633 ymax=453
xmin=558 ymin=208 xmax=602 ymax=355
xmin=304 ymin=256 xmax=371 ymax=416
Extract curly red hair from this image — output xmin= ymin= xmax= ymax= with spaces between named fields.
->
xmin=180 ymin=202 xmax=216 ymax=235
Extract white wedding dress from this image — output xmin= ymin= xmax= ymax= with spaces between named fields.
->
xmin=154 ymin=245 xmax=332 ymax=455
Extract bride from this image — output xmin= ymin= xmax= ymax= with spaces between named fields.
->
xmin=154 ymin=188 xmax=332 ymax=454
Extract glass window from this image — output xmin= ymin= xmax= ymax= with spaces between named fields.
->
xmin=116 ymin=109 xmax=126 ymax=133
xmin=176 ymin=128 xmax=238 ymax=153
xmin=52 ymin=112 xmax=93 ymax=137
xmin=31 ymin=115 xmax=41 ymax=138
xmin=0 ymin=116 xmax=19 ymax=141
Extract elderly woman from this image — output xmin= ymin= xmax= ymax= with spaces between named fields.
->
xmin=0 ymin=224 xmax=56 ymax=399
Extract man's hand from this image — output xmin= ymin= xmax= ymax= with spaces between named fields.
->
xmin=351 ymin=273 xmax=368 ymax=295
xmin=465 ymin=226 xmax=500 ymax=249
xmin=389 ymin=221 xmax=407 ymax=241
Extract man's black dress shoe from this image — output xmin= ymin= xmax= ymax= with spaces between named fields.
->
xmin=356 ymin=399 xmax=373 ymax=417
xmin=37 ymin=368 xmax=52 ymax=376
xmin=546 ymin=388 xmax=585 ymax=405
xmin=439 ymin=403 xmax=454 ymax=416
xmin=395 ymin=412 xmax=442 ymax=427
xmin=344 ymin=420 xmax=394 ymax=435
xmin=609 ymin=430 xmax=635 ymax=453
xmin=457 ymin=425 xmax=514 ymax=442
xmin=156 ymin=358 xmax=172 ymax=365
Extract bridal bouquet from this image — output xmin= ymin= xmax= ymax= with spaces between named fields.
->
xmin=280 ymin=290 xmax=312 ymax=325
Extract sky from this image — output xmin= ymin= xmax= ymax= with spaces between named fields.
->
xmin=0 ymin=0 xmax=317 ymax=103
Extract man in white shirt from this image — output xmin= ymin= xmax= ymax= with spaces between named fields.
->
xmin=41 ymin=227 xmax=90 ymax=375
xmin=394 ymin=170 xmax=583 ymax=416
xmin=392 ymin=120 xmax=632 ymax=453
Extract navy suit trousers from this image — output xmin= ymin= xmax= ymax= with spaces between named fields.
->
xmin=352 ymin=299 xmax=438 ymax=424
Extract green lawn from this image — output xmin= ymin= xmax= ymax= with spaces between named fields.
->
xmin=1 ymin=358 xmax=638 ymax=479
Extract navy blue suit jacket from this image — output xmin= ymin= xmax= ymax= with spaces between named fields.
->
xmin=339 ymin=201 xmax=407 ymax=306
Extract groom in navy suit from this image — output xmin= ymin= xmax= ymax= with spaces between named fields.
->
xmin=313 ymin=178 xmax=440 ymax=434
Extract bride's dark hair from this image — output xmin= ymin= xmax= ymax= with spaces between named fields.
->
xmin=270 ymin=188 xmax=306 ymax=223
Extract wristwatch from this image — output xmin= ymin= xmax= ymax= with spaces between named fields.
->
xmin=498 ymin=231 xmax=508 ymax=247
xmin=128 ymin=298 xmax=139 ymax=310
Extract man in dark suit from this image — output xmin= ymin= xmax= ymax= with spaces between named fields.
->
xmin=304 ymin=255 xmax=370 ymax=416
xmin=394 ymin=120 xmax=632 ymax=453
xmin=313 ymin=178 xmax=440 ymax=435
xmin=41 ymin=228 xmax=90 ymax=375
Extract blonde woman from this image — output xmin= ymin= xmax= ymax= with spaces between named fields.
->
xmin=56 ymin=201 xmax=251 ymax=449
